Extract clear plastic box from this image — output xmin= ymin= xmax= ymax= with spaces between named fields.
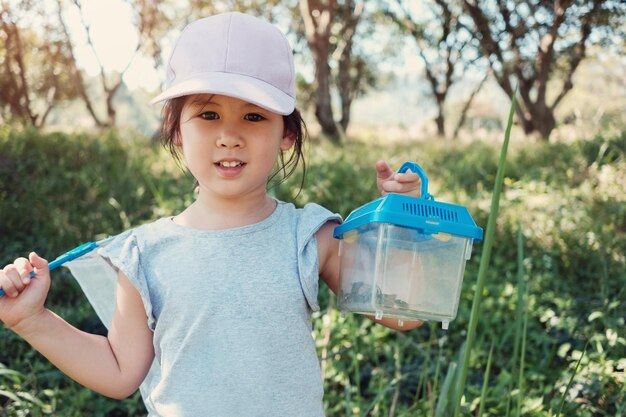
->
xmin=333 ymin=162 xmax=482 ymax=329
xmin=337 ymin=223 xmax=474 ymax=329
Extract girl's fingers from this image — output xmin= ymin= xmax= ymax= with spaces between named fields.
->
xmin=376 ymin=161 xmax=422 ymax=197
xmin=13 ymin=257 xmax=34 ymax=285
xmin=375 ymin=160 xmax=394 ymax=181
xmin=381 ymin=181 xmax=403 ymax=193
xmin=383 ymin=174 xmax=421 ymax=192
xmin=28 ymin=253 xmax=49 ymax=277
xmin=393 ymin=171 xmax=420 ymax=183
xmin=1 ymin=257 xmax=37 ymax=298
xmin=1 ymin=266 xmax=24 ymax=297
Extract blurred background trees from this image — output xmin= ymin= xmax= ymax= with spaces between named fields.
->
xmin=461 ymin=0 xmax=624 ymax=140
xmin=0 ymin=0 xmax=624 ymax=140
xmin=1 ymin=2 xmax=625 ymax=416
xmin=0 ymin=0 xmax=78 ymax=127
xmin=1 ymin=0 xmax=169 ymax=128
xmin=383 ymin=0 xmax=486 ymax=139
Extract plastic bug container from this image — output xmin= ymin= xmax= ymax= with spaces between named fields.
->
xmin=333 ymin=162 xmax=483 ymax=329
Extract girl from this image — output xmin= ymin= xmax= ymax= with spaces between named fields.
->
xmin=0 ymin=12 xmax=422 ymax=416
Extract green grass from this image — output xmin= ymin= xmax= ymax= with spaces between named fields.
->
xmin=453 ymin=92 xmax=516 ymax=417
xmin=1 ymin=125 xmax=624 ymax=416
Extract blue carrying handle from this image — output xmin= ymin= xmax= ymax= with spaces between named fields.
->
xmin=398 ymin=161 xmax=433 ymax=201
xmin=0 ymin=242 xmax=98 ymax=297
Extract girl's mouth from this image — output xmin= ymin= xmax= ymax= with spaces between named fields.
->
xmin=217 ymin=161 xmax=244 ymax=168
xmin=215 ymin=160 xmax=246 ymax=177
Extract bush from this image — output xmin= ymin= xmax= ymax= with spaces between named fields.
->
xmin=0 ymin=128 xmax=191 ymax=415
xmin=0 ymin=128 xmax=624 ymax=416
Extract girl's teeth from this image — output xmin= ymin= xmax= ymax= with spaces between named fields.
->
xmin=220 ymin=161 xmax=242 ymax=167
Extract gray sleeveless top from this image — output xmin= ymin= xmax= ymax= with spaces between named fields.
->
xmin=100 ymin=201 xmax=341 ymax=416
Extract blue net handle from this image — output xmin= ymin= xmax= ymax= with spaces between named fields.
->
xmin=0 ymin=241 xmax=98 ymax=297
xmin=398 ymin=161 xmax=433 ymax=201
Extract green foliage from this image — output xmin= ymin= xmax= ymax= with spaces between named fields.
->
xmin=1 ymin=128 xmax=624 ymax=416
xmin=0 ymin=127 xmax=192 ymax=415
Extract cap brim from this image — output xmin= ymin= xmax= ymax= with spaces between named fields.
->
xmin=150 ymin=72 xmax=295 ymax=115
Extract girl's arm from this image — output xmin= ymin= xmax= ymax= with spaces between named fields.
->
xmin=0 ymin=254 xmax=154 ymax=399
xmin=317 ymin=160 xmax=424 ymax=331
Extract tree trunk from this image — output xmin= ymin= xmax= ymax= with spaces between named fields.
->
xmin=435 ymin=111 xmax=445 ymax=137
xmin=314 ymin=63 xmax=339 ymax=140
xmin=300 ymin=0 xmax=340 ymax=141
xmin=0 ymin=5 xmax=35 ymax=125
xmin=105 ymin=90 xmax=117 ymax=127
xmin=522 ymin=100 xmax=556 ymax=140
xmin=337 ymin=33 xmax=352 ymax=133
xmin=386 ymin=0 xmax=470 ymax=140
xmin=462 ymin=0 xmax=603 ymax=141
xmin=336 ymin=0 xmax=363 ymax=134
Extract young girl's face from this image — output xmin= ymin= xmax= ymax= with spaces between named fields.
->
xmin=177 ymin=94 xmax=294 ymax=201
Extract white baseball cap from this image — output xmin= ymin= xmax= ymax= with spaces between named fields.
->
xmin=151 ymin=12 xmax=296 ymax=115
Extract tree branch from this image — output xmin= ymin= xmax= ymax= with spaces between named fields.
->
xmin=36 ymin=86 xmax=57 ymax=128
xmin=453 ymin=71 xmax=489 ymax=140
xmin=551 ymin=0 xmax=602 ymax=110
xmin=536 ymin=0 xmax=572 ymax=104
xmin=0 ymin=2 xmax=35 ymax=123
xmin=56 ymin=0 xmax=104 ymax=127
xmin=462 ymin=0 xmax=514 ymax=96
xmin=497 ymin=0 xmax=531 ymax=94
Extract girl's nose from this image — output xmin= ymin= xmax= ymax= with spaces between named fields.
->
xmin=216 ymin=126 xmax=244 ymax=148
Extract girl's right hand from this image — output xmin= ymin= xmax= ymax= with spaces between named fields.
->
xmin=0 ymin=253 xmax=51 ymax=329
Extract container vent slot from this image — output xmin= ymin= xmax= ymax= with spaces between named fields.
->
xmin=402 ymin=202 xmax=458 ymax=222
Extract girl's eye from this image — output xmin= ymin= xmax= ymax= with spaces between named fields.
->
xmin=244 ymin=113 xmax=264 ymax=122
xmin=200 ymin=111 xmax=219 ymax=120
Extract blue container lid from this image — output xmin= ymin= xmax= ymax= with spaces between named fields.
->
xmin=334 ymin=162 xmax=483 ymax=241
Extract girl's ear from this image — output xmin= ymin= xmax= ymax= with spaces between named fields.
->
xmin=280 ymin=129 xmax=296 ymax=151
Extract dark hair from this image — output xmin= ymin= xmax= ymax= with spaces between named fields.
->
xmin=159 ymin=96 xmax=307 ymax=189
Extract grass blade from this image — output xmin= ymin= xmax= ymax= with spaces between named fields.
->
xmin=430 ymin=345 xmax=444 ymax=415
xmin=507 ymin=223 xmax=526 ymax=416
xmin=477 ymin=341 xmax=495 ymax=417
xmin=515 ymin=296 xmax=528 ymax=417
xmin=435 ymin=361 xmax=457 ymax=417
xmin=554 ymin=342 xmax=589 ymax=417
xmin=453 ymin=93 xmax=518 ymax=417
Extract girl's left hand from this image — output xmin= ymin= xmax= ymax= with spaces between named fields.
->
xmin=375 ymin=160 xmax=421 ymax=197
